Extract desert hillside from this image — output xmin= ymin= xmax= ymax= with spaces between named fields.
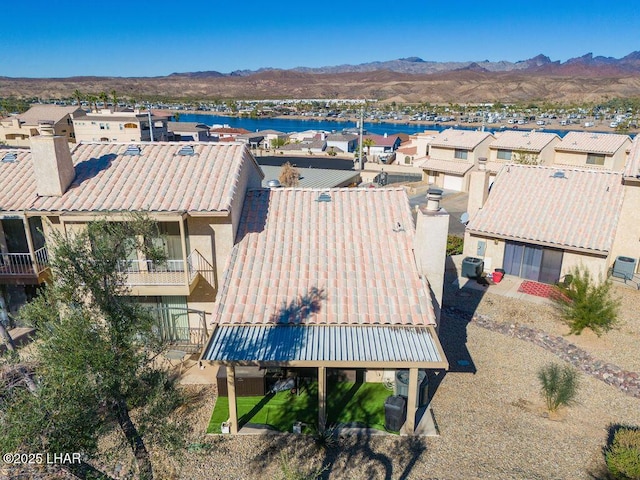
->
xmin=2 ymin=70 xmax=640 ymax=103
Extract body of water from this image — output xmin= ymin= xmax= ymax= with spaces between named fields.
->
xmin=177 ymin=113 xmax=602 ymax=138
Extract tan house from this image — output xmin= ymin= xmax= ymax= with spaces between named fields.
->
xmin=487 ymin=131 xmax=561 ymax=181
xmin=420 ymin=129 xmax=495 ymax=191
xmin=201 ymin=187 xmax=449 ymax=434
xmin=0 ymin=132 xmax=263 ymax=350
xmin=553 ymin=131 xmax=631 ymax=171
xmin=72 ymin=109 xmax=169 ymax=143
xmin=463 ymin=151 xmax=640 ymax=283
xmin=0 ymin=105 xmax=83 ymax=147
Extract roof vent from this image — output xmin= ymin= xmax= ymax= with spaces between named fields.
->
xmin=266 ymin=179 xmax=281 ymax=188
xmin=124 ymin=145 xmax=141 ymax=156
xmin=316 ymin=192 xmax=332 ymax=203
xmin=552 ymin=170 xmax=567 ymax=179
xmin=177 ymin=145 xmax=195 ymax=156
xmin=1 ymin=152 xmax=17 ymax=163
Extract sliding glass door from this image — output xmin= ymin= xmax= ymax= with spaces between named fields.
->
xmin=503 ymin=241 xmax=563 ymax=284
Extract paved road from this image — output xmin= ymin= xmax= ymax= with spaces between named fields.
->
xmin=409 ymin=191 xmax=469 ymax=237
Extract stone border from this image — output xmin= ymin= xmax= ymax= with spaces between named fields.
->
xmin=445 ymin=307 xmax=640 ymax=399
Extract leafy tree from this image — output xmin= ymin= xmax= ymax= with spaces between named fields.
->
xmin=0 ymin=217 xmax=188 ymax=479
xmin=537 ymin=363 xmax=579 ymax=413
xmin=553 ymin=266 xmax=620 ymax=336
xmin=279 ymin=162 xmax=300 ymax=187
xmin=512 ymin=149 xmax=540 ymax=165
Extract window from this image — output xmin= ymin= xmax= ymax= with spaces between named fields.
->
xmin=454 ymin=149 xmax=468 ymax=160
xmin=497 ymin=149 xmax=512 ymax=160
xmin=124 ymin=123 xmax=137 ymax=129
xmin=586 ymin=153 xmax=605 ymax=165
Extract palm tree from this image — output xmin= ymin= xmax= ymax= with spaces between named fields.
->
xmin=110 ymin=90 xmax=118 ymax=112
xmin=73 ymin=89 xmax=83 ymax=109
xmin=99 ymin=91 xmax=109 ymax=111
xmin=86 ymin=95 xmax=98 ymax=112
xmin=363 ymin=137 xmax=375 ymax=157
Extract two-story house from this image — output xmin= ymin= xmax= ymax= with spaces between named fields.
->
xmin=72 ymin=109 xmax=169 ymax=143
xmin=0 ymin=129 xmax=263 ymax=350
xmin=462 ymin=134 xmax=640 ymax=284
xmin=0 ymin=105 xmax=82 ymax=147
xmin=487 ymin=131 xmax=561 ymax=182
xmin=421 ymin=129 xmax=495 ymax=191
xmin=553 ymin=131 xmax=631 ymax=171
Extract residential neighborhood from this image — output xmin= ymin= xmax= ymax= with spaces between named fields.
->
xmin=2 ymin=98 xmax=640 ymax=478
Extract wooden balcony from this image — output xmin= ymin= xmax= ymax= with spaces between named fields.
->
xmin=0 ymin=247 xmax=50 ymax=284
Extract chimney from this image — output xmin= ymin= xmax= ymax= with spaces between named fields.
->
xmin=414 ymin=188 xmax=449 ymax=327
xmin=30 ymin=122 xmax=75 ymax=196
xmin=467 ymin=157 xmax=490 ymax=222
xmin=384 ymin=132 xmax=388 ymax=138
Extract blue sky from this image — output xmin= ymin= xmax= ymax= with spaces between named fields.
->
xmin=2 ymin=0 xmax=638 ymax=78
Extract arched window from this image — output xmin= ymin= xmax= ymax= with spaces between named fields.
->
xmin=124 ymin=123 xmax=137 ymax=129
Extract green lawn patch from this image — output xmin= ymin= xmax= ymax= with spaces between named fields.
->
xmin=207 ymin=381 xmax=395 ymax=434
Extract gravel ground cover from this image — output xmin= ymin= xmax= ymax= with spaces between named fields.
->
xmin=6 ymin=280 xmax=640 ymax=479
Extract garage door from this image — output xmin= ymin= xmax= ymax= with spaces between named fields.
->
xmin=443 ymin=174 xmax=464 ymax=191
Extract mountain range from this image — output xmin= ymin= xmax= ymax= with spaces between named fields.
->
xmin=3 ymin=52 xmax=640 ymax=103
xmin=169 ymin=51 xmax=640 ymax=78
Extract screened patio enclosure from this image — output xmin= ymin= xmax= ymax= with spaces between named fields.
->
xmin=503 ymin=241 xmax=563 ymax=284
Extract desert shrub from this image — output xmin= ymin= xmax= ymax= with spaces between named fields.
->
xmin=446 ymin=235 xmax=464 ymax=256
xmin=553 ymin=265 xmax=620 ymax=336
xmin=606 ymin=427 xmax=640 ymax=479
xmin=279 ymin=162 xmax=300 ymax=187
xmin=537 ymin=362 xmax=579 ymax=412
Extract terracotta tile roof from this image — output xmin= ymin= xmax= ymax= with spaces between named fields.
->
xmin=555 ymin=131 xmax=631 ymax=154
xmin=397 ymin=146 xmax=417 ymax=156
xmin=418 ymin=158 xmax=474 ymax=175
xmin=0 ymin=142 xmax=261 ymax=214
xmin=429 ymin=128 xmax=495 ymax=150
xmin=624 ymin=135 xmax=640 ymax=178
xmin=467 ymin=165 xmax=624 ymax=253
xmin=490 ymin=130 xmax=560 ymax=152
xmin=214 ymin=188 xmax=436 ymax=326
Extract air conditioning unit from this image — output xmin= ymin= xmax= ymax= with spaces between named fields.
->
xmin=612 ymin=256 xmax=637 ymax=281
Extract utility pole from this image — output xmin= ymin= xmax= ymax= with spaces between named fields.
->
xmin=147 ymin=104 xmax=154 ymax=142
xmin=358 ymin=106 xmax=364 ymax=170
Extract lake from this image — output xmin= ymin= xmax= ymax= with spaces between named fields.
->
xmin=177 ymin=113 xmax=593 ymax=138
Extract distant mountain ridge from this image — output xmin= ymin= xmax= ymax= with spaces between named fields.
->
xmin=168 ymin=51 xmax=640 ymax=78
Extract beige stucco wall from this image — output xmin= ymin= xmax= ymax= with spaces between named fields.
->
xmin=553 ymin=144 xmax=630 ymax=171
xmin=0 ymin=117 xmax=75 ymax=147
xmin=462 ymin=233 xmax=505 ymax=274
xmin=608 ymin=183 xmax=640 ymax=274
xmin=414 ymin=205 xmax=449 ymax=324
xmin=561 ymin=251 xmax=608 ymax=280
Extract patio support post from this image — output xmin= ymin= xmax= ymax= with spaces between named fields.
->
xmin=226 ymin=365 xmax=239 ymax=434
xmin=22 ymin=217 xmax=37 ymax=270
xmin=318 ymin=366 xmax=326 ymax=433
xmin=405 ymin=368 xmax=419 ymax=435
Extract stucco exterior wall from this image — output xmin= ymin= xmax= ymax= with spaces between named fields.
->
xmin=561 ymin=251 xmax=608 ymax=280
xmin=553 ymin=148 xmax=628 ymax=171
xmin=608 ymin=183 xmax=640 ymax=274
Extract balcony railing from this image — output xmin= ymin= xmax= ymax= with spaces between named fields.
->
xmin=116 ymin=251 xmax=211 ymax=287
xmin=0 ymin=247 xmax=49 ymax=276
